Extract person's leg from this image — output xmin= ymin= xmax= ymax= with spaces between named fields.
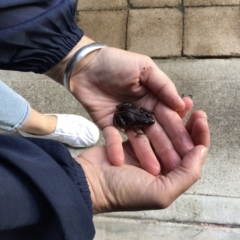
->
xmin=0 ymin=80 xmax=31 ymax=131
xmin=20 ymin=109 xmax=58 ymax=135
xmin=0 ymin=80 xmax=99 ymax=147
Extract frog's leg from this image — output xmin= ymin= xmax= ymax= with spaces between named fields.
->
xmin=140 ymin=107 xmax=154 ymax=115
xmin=132 ymin=125 xmax=145 ymax=135
xmin=113 ymin=118 xmax=125 ymax=133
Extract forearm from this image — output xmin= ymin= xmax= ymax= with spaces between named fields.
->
xmin=75 ymin=146 xmax=116 ymax=215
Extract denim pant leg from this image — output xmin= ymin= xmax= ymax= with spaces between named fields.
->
xmin=0 ymin=80 xmax=31 ymax=131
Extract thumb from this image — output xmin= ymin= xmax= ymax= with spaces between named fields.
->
xmin=181 ymin=145 xmax=208 ymax=174
xmin=163 ymin=146 xmax=208 ymax=207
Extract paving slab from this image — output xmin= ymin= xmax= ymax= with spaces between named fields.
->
xmin=77 ymin=10 xmax=127 ymax=49
xmin=184 ymin=0 xmax=240 ymax=6
xmin=127 ymin=8 xmax=182 ymax=56
xmin=93 ymin=217 xmax=240 ymax=240
xmin=76 ymin=0 xmax=127 ymax=10
xmin=129 ymin=0 xmax=181 ymax=7
xmin=184 ymin=7 xmax=240 ymax=56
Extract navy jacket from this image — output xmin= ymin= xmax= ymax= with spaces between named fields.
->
xmin=0 ymin=135 xmax=95 ymax=240
xmin=0 ymin=0 xmax=84 ymax=73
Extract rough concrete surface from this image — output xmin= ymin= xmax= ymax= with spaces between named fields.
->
xmin=77 ymin=10 xmax=127 ymax=49
xmin=94 ymin=217 xmax=240 ymax=240
xmin=127 ymin=8 xmax=183 ymax=56
xmin=184 ymin=7 xmax=240 ymax=56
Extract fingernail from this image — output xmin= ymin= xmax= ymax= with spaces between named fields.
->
xmin=200 ymin=147 xmax=208 ymax=160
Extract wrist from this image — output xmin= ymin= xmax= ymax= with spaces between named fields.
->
xmin=63 ymin=42 xmax=106 ymax=92
xmin=45 ymin=35 xmax=95 ymax=84
xmin=75 ymin=154 xmax=112 ymax=214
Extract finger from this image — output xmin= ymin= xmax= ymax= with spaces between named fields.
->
xmin=178 ymin=97 xmax=193 ymax=119
xmin=145 ymin=123 xmax=181 ymax=172
xmin=140 ymin=63 xmax=185 ymax=111
xmin=156 ymin=145 xmax=208 ymax=208
xmin=186 ymin=111 xmax=210 ymax=148
xmin=154 ymin=102 xmax=194 ymax=158
xmin=185 ymin=111 xmax=207 ymax=133
xmin=126 ymin=129 xmax=161 ymax=176
xmin=103 ymin=126 xmax=124 ymax=166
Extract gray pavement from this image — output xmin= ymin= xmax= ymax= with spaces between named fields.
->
xmin=1 ymin=58 xmax=240 ymax=239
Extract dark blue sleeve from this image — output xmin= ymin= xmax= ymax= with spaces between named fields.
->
xmin=0 ymin=0 xmax=84 ymax=74
xmin=0 ymin=134 xmax=95 ymax=240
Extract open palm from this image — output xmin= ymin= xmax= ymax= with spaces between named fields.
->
xmin=76 ymin=110 xmax=210 ymax=213
xmin=70 ymin=47 xmax=193 ymax=175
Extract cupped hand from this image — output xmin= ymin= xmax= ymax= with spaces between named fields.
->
xmin=75 ymin=110 xmax=210 ymax=213
xmin=68 ymin=45 xmax=194 ymax=174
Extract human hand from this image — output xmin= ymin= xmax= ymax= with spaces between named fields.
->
xmin=75 ymin=111 xmax=210 ymax=213
xmin=46 ymin=36 xmax=191 ymax=175
xmin=69 ymin=39 xmax=194 ymax=174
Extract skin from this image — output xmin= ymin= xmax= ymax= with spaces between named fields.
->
xmin=46 ymin=35 xmax=195 ymax=175
xmin=20 ymin=108 xmax=57 ymax=135
xmin=75 ymin=110 xmax=210 ymax=213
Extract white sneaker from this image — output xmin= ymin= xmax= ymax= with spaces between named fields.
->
xmin=18 ymin=114 xmax=99 ymax=148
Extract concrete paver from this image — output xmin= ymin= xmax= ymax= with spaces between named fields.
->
xmin=184 ymin=7 xmax=240 ymax=56
xmin=77 ymin=10 xmax=127 ymax=49
xmin=184 ymin=0 xmax=240 ymax=6
xmin=127 ymin=8 xmax=182 ymax=56
xmin=129 ymin=0 xmax=181 ymax=7
xmin=77 ymin=0 xmax=127 ymax=10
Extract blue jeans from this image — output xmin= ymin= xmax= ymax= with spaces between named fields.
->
xmin=0 ymin=80 xmax=31 ymax=131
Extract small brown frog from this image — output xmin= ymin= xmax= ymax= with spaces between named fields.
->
xmin=113 ymin=102 xmax=155 ymax=135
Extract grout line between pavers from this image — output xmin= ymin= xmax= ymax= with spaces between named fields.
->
xmin=124 ymin=1 xmax=131 ymax=50
xmin=127 ymin=0 xmax=133 ymax=9
xmin=76 ymin=4 xmax=240 ymax=11
xmin=125 ymin=10 xmax=129 ymax=50
xmin=128 ymin=6 xmax=184 ymax=10
xmin=182 ymin=0 xmax=185 ymax=57
xmin=84 ymin=5 xmax=240 ymax=11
